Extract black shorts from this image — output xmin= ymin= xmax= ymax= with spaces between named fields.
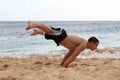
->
xmin=45 ymin=27 xmax=67 ymax=46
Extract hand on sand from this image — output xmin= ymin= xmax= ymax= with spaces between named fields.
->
xmin=26 ymin=21 xmax=34 ymax=30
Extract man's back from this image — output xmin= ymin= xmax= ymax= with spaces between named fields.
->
xmin=60 ymin=35 xmax=87 ymax=50
xmin=26 ymin=21 xmax=99 ymax=67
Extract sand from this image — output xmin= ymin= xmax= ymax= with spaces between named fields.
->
xmin=0 ymin=57 xmax=120 ymax=80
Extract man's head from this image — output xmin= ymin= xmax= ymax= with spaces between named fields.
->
xmin=87 ymin=37 xmax=99 ymax=51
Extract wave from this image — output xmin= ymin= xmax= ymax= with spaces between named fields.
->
xmin=0 ymin=36 xmax=19 ymax=41
xmin=1 ymin=47 xmax=120 ymax=58
xmin=26 ymin=46 xmax=120 ymax=59
xmin=79 ymin=46 xmax=120 ymax=58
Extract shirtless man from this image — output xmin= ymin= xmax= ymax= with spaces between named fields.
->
xmin=26 ymin=21 xmax=99 ymax=67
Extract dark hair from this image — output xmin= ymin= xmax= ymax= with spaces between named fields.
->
xmin=88 ymin=37 xmax=99 ymax=43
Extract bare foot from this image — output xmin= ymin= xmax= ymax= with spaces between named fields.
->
xmin=31 ymin=29 xmax=38 ymax=36
xmin=26 ymin=21 xmax=34 ymax=30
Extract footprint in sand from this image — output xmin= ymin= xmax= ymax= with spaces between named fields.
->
xmin=34 ymin=61 xmax=43 ymax=64
xmin=0 ymin=76 xmax=16 ymax=80
xmin=3 ymin=64 xmax=9 ymax=68
xmin=81 ymin=63 xmax=90 ymax=66
xmin=45 ymin=62 xmax=52 ymax=65
xmin=0 ymin=64 xmax=9 ymax=70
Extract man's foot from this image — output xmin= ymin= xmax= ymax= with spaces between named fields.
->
xmin=26 ymin=21 xmax=34 ymax=30
xmin=31 ymin=29 xmax=38 ymax=36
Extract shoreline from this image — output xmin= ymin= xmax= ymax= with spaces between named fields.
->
xmin=0 ymin=57 xmax=120 ymax=80
xmin=1 ymin=47 xmax=120 ymax=58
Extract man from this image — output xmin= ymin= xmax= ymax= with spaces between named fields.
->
xmin=26 ymin=21 xmax=99 ymax=67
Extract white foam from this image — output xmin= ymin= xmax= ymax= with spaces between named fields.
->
xmin=0 ymin=36 xmax=8 ymax=40
xmin=0 ymin=47 xmax=120 ymax=59
xmin=78 ymin=47 xmax=120 ymax=58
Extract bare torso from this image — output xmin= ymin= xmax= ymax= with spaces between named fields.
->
xmin=60 ymin=35 xmax=87 ymax=50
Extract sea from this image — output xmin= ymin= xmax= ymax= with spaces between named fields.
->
xmin=0 ymin=21 xmax=120 ymax=58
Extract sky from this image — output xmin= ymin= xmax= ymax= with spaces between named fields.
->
xmin=0 ymin=0 xmax=120 ymax=21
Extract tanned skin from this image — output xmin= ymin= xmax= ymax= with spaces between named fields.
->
xmin=26 ymin=21 xmax=99 ymax=68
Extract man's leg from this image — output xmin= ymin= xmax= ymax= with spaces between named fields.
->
xmin=26 ymin=21 xmax=52 ymax=34
xmin=31 ymin=29 xmax=45 ymax=36
xmin=60 ymin=50 xmax=74 ymax=66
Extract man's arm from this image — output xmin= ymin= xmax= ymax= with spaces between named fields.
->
xmin=62 ymin=42 xmax=86 ymax=67
xmin=60 ymin=50 xmax=74 ymax=66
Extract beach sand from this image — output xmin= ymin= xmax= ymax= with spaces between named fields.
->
xmin=0 ymin=57 xmax=120 ymax=80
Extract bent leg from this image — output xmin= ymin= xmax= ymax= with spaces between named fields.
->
xmin=33 ymin=22 xmax=52 ymax=34
xmin=26 ymin=21 xmax=52 ymax=34
xmin=31 ymin=29 xmax=45 ymax=36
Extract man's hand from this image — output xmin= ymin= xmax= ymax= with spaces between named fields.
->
xmin=62 ymin=41 xmax=87 ymax=67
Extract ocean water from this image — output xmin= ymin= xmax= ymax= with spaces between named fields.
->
xmin=0 ymin=21 xmax=120 ymax=58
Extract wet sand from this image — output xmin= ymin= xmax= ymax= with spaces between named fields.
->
xmin=0 ymin=57 xmax=120 ymax=80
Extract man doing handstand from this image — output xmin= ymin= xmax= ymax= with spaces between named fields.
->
xmin=26 ymin=21 xmax=99 ymax=68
